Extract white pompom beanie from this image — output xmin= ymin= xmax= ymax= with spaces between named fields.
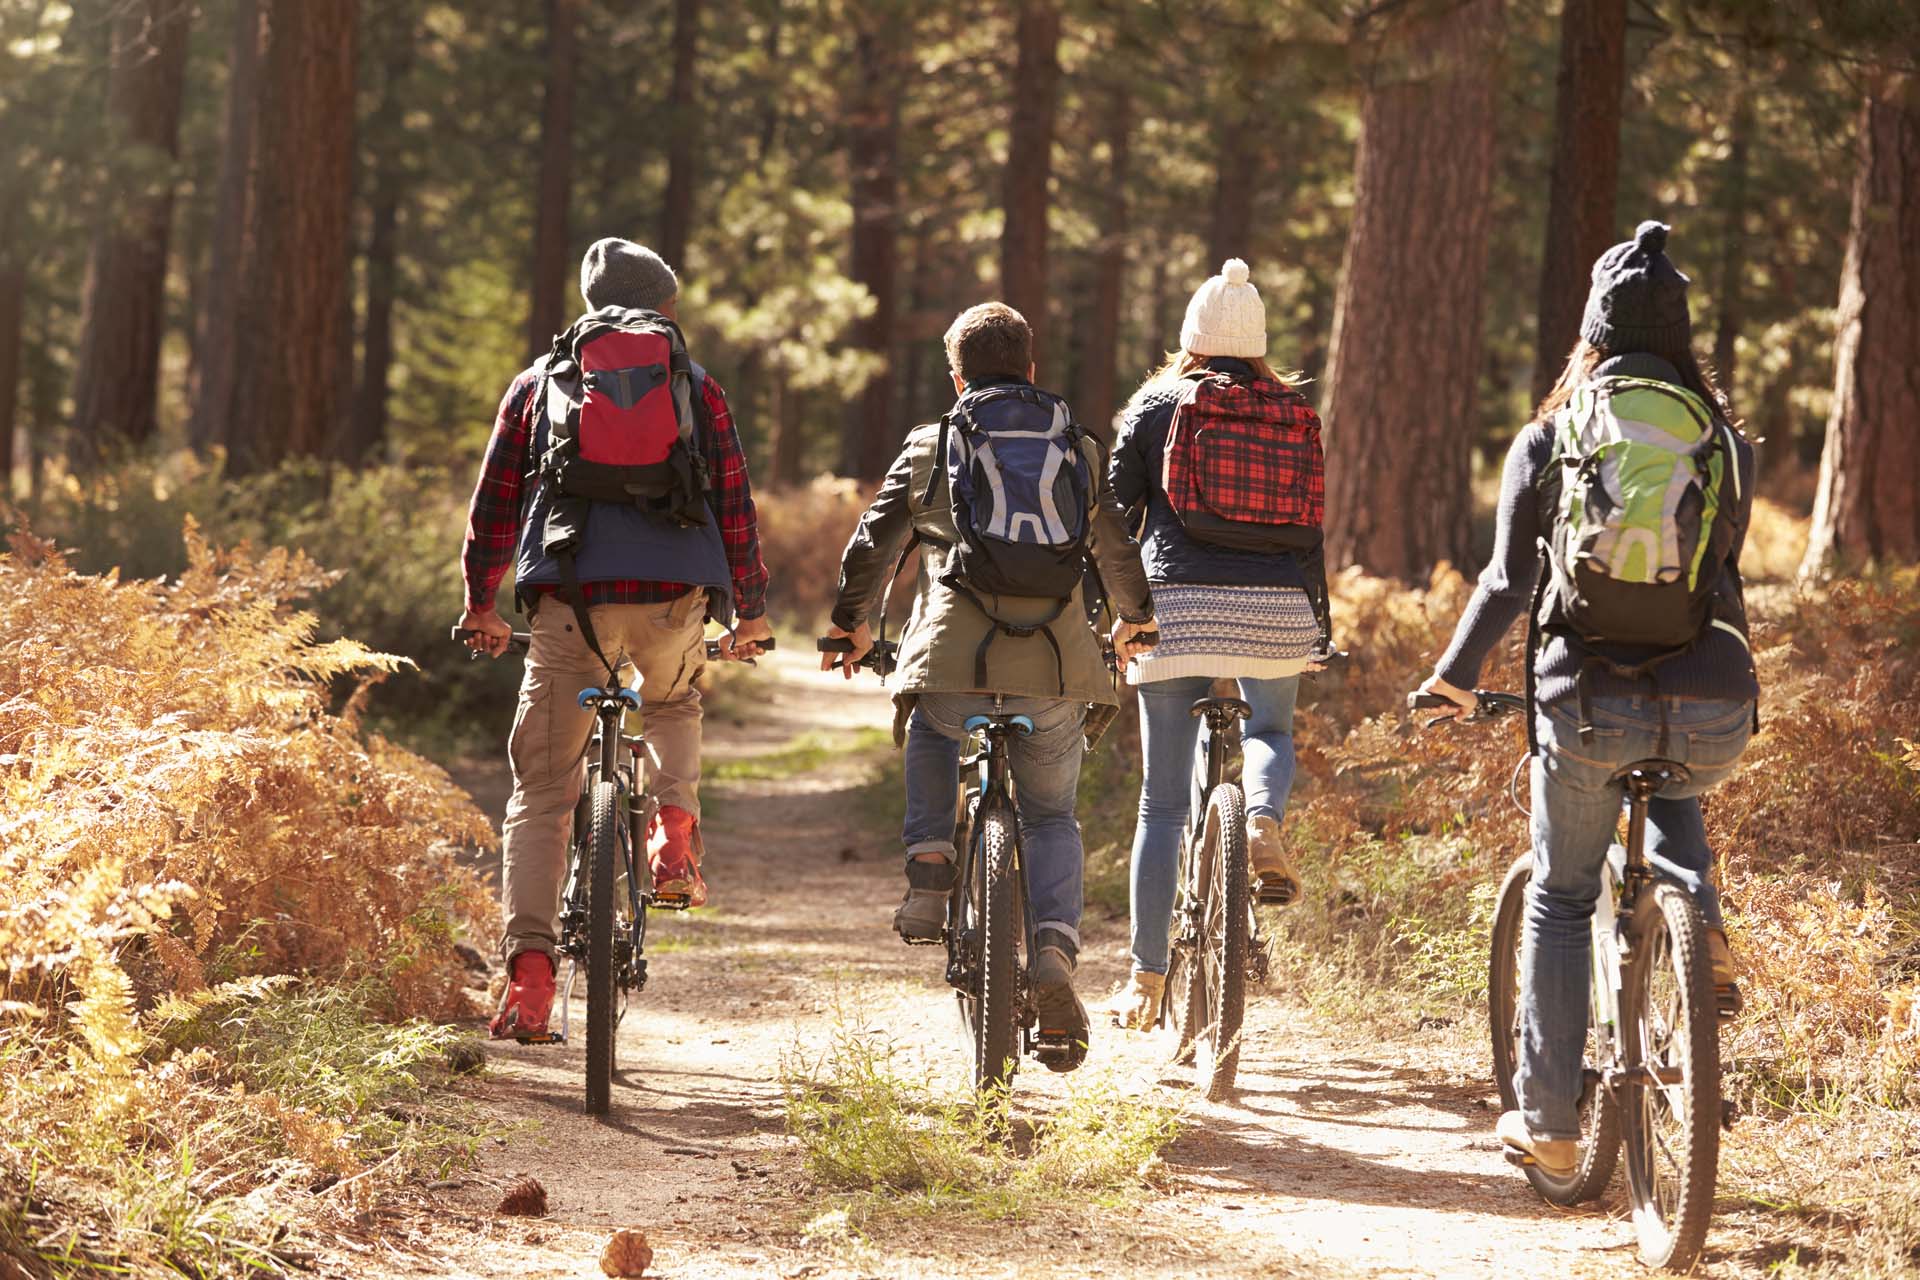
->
xmin=1180 ymin=258 xmax=1267 ymax=358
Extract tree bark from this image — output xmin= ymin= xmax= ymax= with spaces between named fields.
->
xmin=70 ymin=0 xmax=192 ymax=465
xmin=1075 ymin=86 xmax=1130 ymax=441
xmin=226 ymin=0 xmax=358 ymax=471
xmin=999 ymin=0 xmax=1061 ymax=375
xmin=1712 ymin=85 xmax=1752 ymax=390
xmin=1324 ymin=0 xmax=1502 ymax=579
xmin=1531 ymin=0 xmax=1624 ymax=405
xmin=767 ymin=372 xmax=802 ymax=487
xmin=1803 ymin=75 xmax=1920 ymax=576
xmin=844 ymin=18 xmax=902 ymax=480
xmin=659 ymin=0 xmax=700 ymax=269
xmin=188 ymin=0 xmax=263 ymax=456
xmin=344 ymin=5 xmax=415 ymax=465
xmin=0 ymin=201 xmax=21 ymax=496
xmin=527 ymin=0 xmax=578 ymax=359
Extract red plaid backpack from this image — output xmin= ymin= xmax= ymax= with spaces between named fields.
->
xmin=1159 ymin=372 xmax=1325 ymax=552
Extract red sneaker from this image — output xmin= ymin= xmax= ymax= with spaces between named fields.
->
xmin=489 ymin=950 xmax=556 ymax=1040
xmin=648 ymin=805 xmax=708 ymax=907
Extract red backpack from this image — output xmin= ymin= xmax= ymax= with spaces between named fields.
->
xmin=539 ymin=307 xmax=709 ymax=528
xmin=1160 ymin=372 xmax=1324 ymax=552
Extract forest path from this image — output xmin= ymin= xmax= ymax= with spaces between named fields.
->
xmin=385 ymin=650 xmax=1662 ymax=1279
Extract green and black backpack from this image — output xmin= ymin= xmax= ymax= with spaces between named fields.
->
xmin=1531 ymin=375 xmax=1745 ymax=730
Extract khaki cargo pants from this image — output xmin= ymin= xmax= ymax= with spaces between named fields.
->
xmin=500 ymin=591 xmax=706 ymax=961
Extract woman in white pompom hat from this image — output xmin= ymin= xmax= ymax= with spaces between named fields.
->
xmin=1105 ymin=259 xmax=1332 ymax=1032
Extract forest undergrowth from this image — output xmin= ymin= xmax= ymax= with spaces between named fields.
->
xmin=0 ymin=516 xmax=496 ymax=1277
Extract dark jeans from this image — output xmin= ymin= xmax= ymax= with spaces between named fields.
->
xmin=1519 ymin=695 xmax=1753 ymax=1139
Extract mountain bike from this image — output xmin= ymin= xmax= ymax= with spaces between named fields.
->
xmin=1160 ymin=653 xmax=1343 ymax=1100
xmin=455 ymin=627 xmax=772 ymax=1115
xmin=819 ymin=634 xmax=1127 ymax=1092
xmin=1413 ymin=687 xmax=1729 ymax=1271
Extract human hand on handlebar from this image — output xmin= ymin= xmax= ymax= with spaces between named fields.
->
xmin=457 ymin=606 xmax=512 ymax=658
xmin=718 ymin=613 xmax=773 ymax=662
xmin=1414 ymin=672 xmax=1477 ymax=720
xmin=1110 ymin=619 xmax=1158 ymax=663
xmin=820 ymin=621 xmax=874 ymax=680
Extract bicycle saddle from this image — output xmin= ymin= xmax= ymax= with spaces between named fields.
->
xmin=963 ymin=713 xmax=1035 ymax=736
xmin=1612 ymin=759 xmax=1691 ymax=792
xmin=1190 ymin=696 xmax=1252 ymax=721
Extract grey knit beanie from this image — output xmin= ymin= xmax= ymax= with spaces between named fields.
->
xmin=1580 ymin=220 xmax=1692 ymax=358
xmin=579 ymin=238 xmax=679 ymax=312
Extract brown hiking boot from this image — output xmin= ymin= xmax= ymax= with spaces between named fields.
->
xmin=1110 ymin=969 xmax=1165 ymax=1032
xmin=1496 ymin=1110 xmax=1576 ymax=1178
xmin=1247 ymin=815 xmax=1301 ymax=906
xmin=1705 ymin=926 xmax=1742 ymax=1016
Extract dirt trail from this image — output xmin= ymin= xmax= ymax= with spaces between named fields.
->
xmin=382 ymin=652 xmax=1677 ymax=1279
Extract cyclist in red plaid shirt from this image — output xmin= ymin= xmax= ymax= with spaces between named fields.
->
xmin=458 ymin=238 xmax=771 ymax=1039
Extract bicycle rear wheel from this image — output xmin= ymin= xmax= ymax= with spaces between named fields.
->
xmin=962 ymin=801 xmax=1019 ymax=1093
xmin=1488 ymin=853 xmax=1618 ymax=1204
xmin=1194 ymin=784 xmax=1248 ymax=1100
xmin=1619 ymin=881 xmax=1720 ymax=1271
xmin=584 ymin=780 xmax=620 ymax=1115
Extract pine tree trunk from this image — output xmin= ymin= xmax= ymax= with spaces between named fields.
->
xmin=70 ymin=0 xmax=192 ymax=465
xmin=188 ymin=0 xmax=262 ymax=456
xmin=1075 ymin=86 xmax=1130 ymax=441
xmin=226 ymin=0 xmax=358 ymax=471
xmin=659 ymin=0 xmax=700 ymax=269
xmin=1324 ymin=0 xmax=1502 ymax=579
xmin=999 ymin=0 xmax=1061 ymax=375
xmin=346 ymin=5 xmax=415 ymax=464
xmin=768 ymin=372 xmax=802 ymax=487
xmin=844 ymin=20 xmax=901 ymax=480
xmin=1531 ymin=0 xmax=1624 ymax=404
xmin=1803 ymin=75 xmax=1920 ymax=576
xmin=0 ymin=221 xmax=21 ymax=496
xmin=527 ymin=0 xmax=578 ymax=358
xmin=1712 ymin=86 xmax=1752 ymax=389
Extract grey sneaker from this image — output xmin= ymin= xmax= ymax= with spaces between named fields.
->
xmin=1031 ymin=928 xmax=1089 ymax=1071
xmin=892 ymin=857 xmax=955 ymax=943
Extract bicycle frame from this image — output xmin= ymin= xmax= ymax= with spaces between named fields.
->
xmin=1174 ymin=696 xmax=1270 ymax=983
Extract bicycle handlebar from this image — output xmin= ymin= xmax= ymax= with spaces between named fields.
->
xmin=451 ymin=628 xmax=775 ymax=662
xmin=1407 ymin=688 xmax=1527 ymax=727
xmin=816 ymin=635 xmax=899 ymax=675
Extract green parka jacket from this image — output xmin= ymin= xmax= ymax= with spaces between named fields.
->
xmin=831 ymin=384 xmax=1154 ymax=735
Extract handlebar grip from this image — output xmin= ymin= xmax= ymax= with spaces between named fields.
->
xmin=704 ymin=635 xmax=777 ymax=659
xmin=1408 ymin=691 xmax=1454 ymax=710
xmin=816 ymin=637 xmax=855 ymax=653
xmin=1136 ymin=629 xmax=1159 ymax=648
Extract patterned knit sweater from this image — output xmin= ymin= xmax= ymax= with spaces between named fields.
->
xmin=1128 ymin=582 xmax=1320 ymax=685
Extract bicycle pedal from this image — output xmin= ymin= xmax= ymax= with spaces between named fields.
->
xmin=1252 ymin=878 xmax=1298 ymax=907
xmin=1715 ymin=984 xmax=1743 ymax=1020
xmin=898 ymin=933 xmax=944 ymax=947
xmin=650 ymin=892 xmax=693 ymax=911
xmin=1502 ymin=1147 xmax=1532 ymax=1168
xmin=514 ymin=1031 xmax=566 ymax=1046
xmin=1720 ymin=1098 xmax=1740 ymax=1131
xmin=1032 ymin=1030 xmax=1086 ymax=1074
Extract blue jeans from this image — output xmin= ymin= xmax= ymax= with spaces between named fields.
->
xmin=1519 ymin=694 xmax=1754 ymax=1139
xmin=1129 ymin=675 xmax=1301 ymax=974
xmin=900 ymin=694 xmax=1089 ymax=944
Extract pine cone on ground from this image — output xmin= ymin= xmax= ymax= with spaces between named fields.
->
xmin=494 ymin=1176 xmax=548 ymax=1217
xmin=599 ymin=1229 xmax=653 ymax=1277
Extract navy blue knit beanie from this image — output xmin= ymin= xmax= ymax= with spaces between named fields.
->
xmin=1580 ymin=220 xmax=1693 ymax=359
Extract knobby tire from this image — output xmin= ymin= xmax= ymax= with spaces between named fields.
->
xmin=973 ymin=803 xmax=1020 ymax=1093
xmin=1620 ymin=881 xmax=1720 ymax=1271
xmin=1489 ymin=853 xmax=1618 ymax=1204
xmin=1194 ymin=784 xmax=1249 ymax=1100
xmin=584 ymin=780 xmax=619 ymax=1115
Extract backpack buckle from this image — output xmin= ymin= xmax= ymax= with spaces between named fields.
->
xmin=1000 ymin=623 xmax=1040 ymax=639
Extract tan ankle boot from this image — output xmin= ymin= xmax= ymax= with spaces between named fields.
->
xmin=1111 ymin=969 xmax=1165 ymax=1032
xmin=1247 ymin=815 xmax=1301 ymax=907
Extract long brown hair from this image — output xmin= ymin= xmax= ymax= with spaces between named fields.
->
xmin=1535 ymin=338 xmax=1742 ymax=433
xmin=1126 ymin=349 xmax=1304 ymax=412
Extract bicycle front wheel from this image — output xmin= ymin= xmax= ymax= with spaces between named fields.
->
xmin=1192 ymin=784 xmax=1248 ymax=1100
xmin=963 ymin=801 xmax=1020 ymax=1093
xmin=1488 ymin=853 xmax=1618 ymax=1204
xmin=1619 ymin=881 xmax=1721 ymax=1271
xmin=584 ymin=780 xmax=620 ymax=1116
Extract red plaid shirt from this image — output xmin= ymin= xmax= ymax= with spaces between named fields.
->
xmin=462 ymin=364 xmax=770 ymax=618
